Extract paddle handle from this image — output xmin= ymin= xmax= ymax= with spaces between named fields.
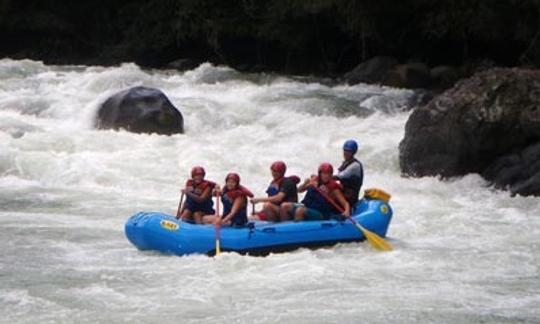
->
xmin=176 ymin=192 xmax=185 ymax=218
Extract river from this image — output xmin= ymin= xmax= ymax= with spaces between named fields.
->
xmin=0 ymin=59 xmax=538 ymax=323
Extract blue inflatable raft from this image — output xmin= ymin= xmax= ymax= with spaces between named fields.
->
xmin=125 ymin=195 xmax=393 ymax=256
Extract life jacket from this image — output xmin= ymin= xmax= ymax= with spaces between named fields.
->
xmin=301 ymin=177 xmax=343 ymax=217
xmin=221 ymin=185 xmax=253 ymax=226
xmin=266 ymin=175 xmax=300 ymax=197
xmin=337 ymin=158 xmax=363 ymax=207
xmin=185 ymin=179 xmax=216 ymax=210
xmin=185 ymin=179 xmax=216 ymax=192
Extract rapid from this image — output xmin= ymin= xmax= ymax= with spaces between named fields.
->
xmin=0 ymin=59 xmax=538 ymax=323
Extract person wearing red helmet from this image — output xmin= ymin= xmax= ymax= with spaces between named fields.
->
xmin=176 ymin=166 xmax=216 ymax=224
xmin=250 ymin=161 xmax=299 ymax=222
xmin=289 ymin=163 xmax=350 ymax=221
xmin=203 ymin=173 xmax=253 ymax=227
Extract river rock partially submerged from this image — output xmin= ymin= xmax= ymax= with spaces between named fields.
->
xmin=399 ymin=68 xmax=540 ymax=197
xmin=95 ymin=86 xmax=184 ymax=135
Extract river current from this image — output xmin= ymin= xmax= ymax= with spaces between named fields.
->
xmin=0 ymin=59 xmax=538 ymax=323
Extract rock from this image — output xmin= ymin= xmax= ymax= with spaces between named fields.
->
xmin=459 ymin=59 xmax=496 ymax=76
xmin=430 ymin=65 xmax=460 ymax=89
xmin=343 ymin=56 xmax=398 ymax=85
xmin=399 ymin=68 xmax=540 ymax=196
xmin=383 ymin=63 xmax=432 ymax=89
xmin=166 ymin=58 xmax=199 ymax=71
xmin=483 ymin=142 xmax=540 ymax=196
xmin=343 ymin=58 xmax=436 ymax=89
xmin=407 ymin=89 xmax=435 ymax=108
xmin=95 ymin=86 xmax=184 ymax=135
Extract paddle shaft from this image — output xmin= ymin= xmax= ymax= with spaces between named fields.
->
xmin=176 ymin=192 xmax=185 ymax=218
xmin=215 ymin=192 xmax=221 ymax=255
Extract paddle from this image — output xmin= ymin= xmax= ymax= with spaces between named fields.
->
xmin=311 ymin=185 xmax=393 ymax=251
xmin=176 ymin=192 xmax=185 ymax=219
xmin=215 ymin=191 xmax=221 ymax=256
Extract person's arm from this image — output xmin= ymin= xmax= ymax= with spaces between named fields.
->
xmin=185 ymin=186 xmax=211 ymax=203
xmin=298 ymin=175 xmax=317 ymax=193
xmin=337 ymin=162 xmax=362 ymax=180
xmin=333 ymin=189 xmax=350 ymax=217
xmin=252 ymin=192 xmax=286 ymax=204
xmin=222 ymin=197 xmax=244 ymax=223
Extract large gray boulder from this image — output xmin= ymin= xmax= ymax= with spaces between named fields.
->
xmin=399 ymin=68 xmax=540 ymax=196
xmin=95 ymin=86 xmax=184 ymax=135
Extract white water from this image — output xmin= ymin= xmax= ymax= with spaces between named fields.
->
xmin=0 ymin=59 xmax=538 ymax=324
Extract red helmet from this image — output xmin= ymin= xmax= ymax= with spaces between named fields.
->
xmin=191 ymin=166 xmax=205 ymax=177
xmin=318 ymin=163 xmax=333 ymax=175
xmin=270 ymin=161 xmax=286 ymax=175
xmin=225 ymin=172 xmax=240 ymax=184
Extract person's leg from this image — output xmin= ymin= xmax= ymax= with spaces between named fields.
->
xmin=193 ymin=211 xmax=204 ymax=224
xmin=294 ymin=206 xmax=306 ymax=221
xmin=279 ymin=202 xmax=294 ymax=222
xmin=181 ymin=209 xmax=193 ymax=222
xmin=202 ymin=215 xmax=216 ymax=224
xmin=304 ymin=208 xmax=324 ymax=221
xmin=262 ymin=202 xmax=280 ymax=222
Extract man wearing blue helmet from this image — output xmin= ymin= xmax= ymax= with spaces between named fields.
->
xmin=336 ymin=139 xmax=364 ymax=209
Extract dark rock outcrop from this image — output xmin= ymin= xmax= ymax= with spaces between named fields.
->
xmin=344 ymin=58 xmax=437 ymax=90
xmin=384 ymin=63 xmax=432 ymax=89
xmin=343 ymin=56 xmax=398 ymax=85
xmin=430 ymin=66 xmax=460 ymax=90
xmin=96 ymin=86 xmax=184 ymax=135
xmin=399 ymin=68 xmax=540 ymax=196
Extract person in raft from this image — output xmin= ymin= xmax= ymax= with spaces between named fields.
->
xmin=250 ymin=161 xmax=300 ymax=222
xmin=203 ymin=173 xmax=253 ymax=227
xmin=335 ymin=139 xmax=364 ymax=210
xmin=284 ymin=163 xmax=350 ymax=221
xmin=176 ymin=166 xmax=216 ymax=224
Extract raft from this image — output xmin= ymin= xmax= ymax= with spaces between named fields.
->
xmin=124 ymin=196 xmax=393 ymax=256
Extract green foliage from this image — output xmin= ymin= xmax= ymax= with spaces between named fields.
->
xmin=1 ymin=0 xmax=540 ymax=73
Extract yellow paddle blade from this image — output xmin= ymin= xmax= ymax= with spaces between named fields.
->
xmin=356 ymin=224 xmax=393 ymax=251
xmin=216 ymin=239 xmax=221 ymax=256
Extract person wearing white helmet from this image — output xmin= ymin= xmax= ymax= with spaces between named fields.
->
xmin=336 ymin=139 xmax=364 ymax=209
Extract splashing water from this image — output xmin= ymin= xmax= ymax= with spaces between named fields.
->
xmin=0 ymin=59 xmax=538 ymax=323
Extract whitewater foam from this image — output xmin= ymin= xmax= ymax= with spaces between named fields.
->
xmin=0 ymin=59 xmax=538 ymax=323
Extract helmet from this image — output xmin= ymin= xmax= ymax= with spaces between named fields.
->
xmin=191 ymin=166 xmax=205 ymax=177
xmin=318 ymin=163 xmax=334 ymax=175
xmin=343 ymin=139 xmax=358 ymax=153
xmin=270 ymin=161 xmax=286 ymax=175
xmin=225 ymin=172 xmax=240 ymax=184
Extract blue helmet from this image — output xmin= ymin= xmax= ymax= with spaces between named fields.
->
xmin=343 ymin=139 xmax=358 ymax=153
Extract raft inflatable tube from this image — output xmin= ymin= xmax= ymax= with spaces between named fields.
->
xmin=125 ymin=196 xmax=393 ymax=256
